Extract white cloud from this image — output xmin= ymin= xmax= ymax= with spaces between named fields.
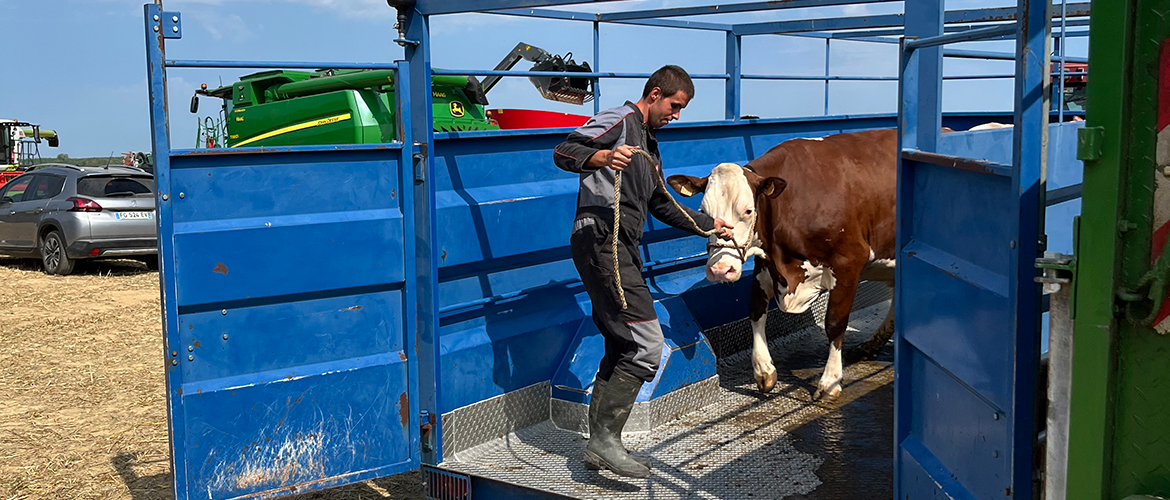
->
xmin=202 ymin=13 xmax=255 ymax=41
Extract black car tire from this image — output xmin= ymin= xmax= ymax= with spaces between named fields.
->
xmin=41 ymin=230 xmax=75 ymax=276
xmin=140 ymin=255 xmax=160 ymax=271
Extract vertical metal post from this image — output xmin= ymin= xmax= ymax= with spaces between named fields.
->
xmin=1058 ymin=0 xmax=1068 ymax=121
xmin=400 ymin=5 xmax=441 ymax=466
xmin=143 ymin=3 xmax=186 ymax=498
xmin=824 ymin=38 xmax=831 ymax=116
xmin=1065 ymin=0 xmax=1132 ymax=496
xmin=593 ymin=21 xmax=601 ymax=116
xmin=1011 ymin=0 xmax=1050 ymax=496
xmin=395 ymin=60 xmax=423 ymax=471
xmin=903 ymin=1 xmax=944 ymax=153
xmin=1043 ymin=254 xmax=1074 ymax=500
xmin=726 ymin=31 xmax=741 ymax=121
xmin=894 ymin=1 xmax=942 ymax=497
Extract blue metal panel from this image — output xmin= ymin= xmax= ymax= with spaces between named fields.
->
xmin=146 ymin=6 xmax=422 ymax=498
xmin=895 ymin=1 xmax=1048 ymax=499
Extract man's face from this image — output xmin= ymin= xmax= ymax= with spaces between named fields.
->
xmin=646 ymin=88 xmax=690 ymax=129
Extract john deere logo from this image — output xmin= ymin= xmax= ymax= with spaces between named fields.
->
xmin=449 ymin=101 xmax=465 ymax=118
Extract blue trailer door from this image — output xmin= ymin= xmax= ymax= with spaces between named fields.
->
xmin=895 ymin=1 xmax=1047 ymax=499
xmin=144 ymin=6 xmax=422 ymax=499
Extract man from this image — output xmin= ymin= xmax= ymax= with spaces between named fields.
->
xmin=553 ymin=65 xmax=733 ymax=478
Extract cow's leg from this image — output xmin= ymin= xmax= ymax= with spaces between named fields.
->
xmin=814 ymin=262 xmax=863 ymax=400
xmin=750 ymin=263 xmax=778 ymax=393
xmin=845 ymin=257 xmax=896 ymax=363
xmin=845 ymin=296 xmax=895 ymax=363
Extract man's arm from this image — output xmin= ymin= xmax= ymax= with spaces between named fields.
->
xmin=553 ymin=109 xmax=632 ymax=173
xmin=649 ymin=182 xmax=715 ymax=235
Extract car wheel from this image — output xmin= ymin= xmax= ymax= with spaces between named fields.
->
xmin=40 ymin=230 xmax=75 ymax=276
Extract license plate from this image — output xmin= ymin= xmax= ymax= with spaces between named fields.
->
xmin=115 ymin=212 xmax=153 ymax=220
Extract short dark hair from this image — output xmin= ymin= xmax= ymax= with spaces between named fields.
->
xmin=642 ymin=65 xmax=694 ymax=100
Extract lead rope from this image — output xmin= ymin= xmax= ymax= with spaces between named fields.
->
xmin=611 ymin=148 xmax=735 ymax=309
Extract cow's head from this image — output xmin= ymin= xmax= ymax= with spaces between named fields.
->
xmin=668 ymin=163 xmax=786 ymax=282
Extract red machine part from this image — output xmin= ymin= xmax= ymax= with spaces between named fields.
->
xmin=486 ymin=109 xmax=591 ymax=130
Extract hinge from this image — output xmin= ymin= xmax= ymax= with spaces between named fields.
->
xmin=1077 ymin=126 xmax=1105 ymax=161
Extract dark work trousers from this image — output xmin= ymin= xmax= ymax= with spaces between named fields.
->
xmin=569 ymin=218 xmax=664 ymax=383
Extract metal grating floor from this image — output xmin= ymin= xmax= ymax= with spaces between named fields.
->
xmin=439 ymin=300 xmax=895 ymax=500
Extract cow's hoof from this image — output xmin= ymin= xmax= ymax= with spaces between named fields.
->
xmin=813 ymin=382 xmax=842 ymax=400
xmin=755 ymin=370 xmax=777 ymax=393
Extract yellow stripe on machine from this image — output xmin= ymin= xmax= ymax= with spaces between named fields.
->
xmin=232 ymin=113 xmax=352 ymax=148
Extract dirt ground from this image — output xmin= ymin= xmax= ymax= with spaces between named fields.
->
xmin=0 ymin=259 xmax=422 ymax=500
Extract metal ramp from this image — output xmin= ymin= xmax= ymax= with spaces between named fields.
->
xmin=431 ymin=300 xmax=895 ymax=500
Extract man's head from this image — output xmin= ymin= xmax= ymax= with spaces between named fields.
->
xmin=639 ymin=65 xmax=694 ymax=129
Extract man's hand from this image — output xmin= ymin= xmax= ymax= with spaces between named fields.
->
xmin=713 ymin=218 xmax=735 ymax=240
xmin=588 ymin=145 xmax=636 ymax=171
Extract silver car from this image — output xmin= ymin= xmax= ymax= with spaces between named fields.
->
xmin=0 ymin=164 xmax=158 ymax=275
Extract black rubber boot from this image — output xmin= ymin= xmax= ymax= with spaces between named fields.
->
xmin=585 ymin=377 xmax=650 ymax=469
xmin=583 ymin=370 xmax=651 ymax=478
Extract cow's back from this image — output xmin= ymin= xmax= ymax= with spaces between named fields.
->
xmin=751 ymin=128 xmax=898 ymax=262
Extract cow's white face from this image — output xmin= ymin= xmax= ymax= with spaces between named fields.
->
xmin=668 ymin=163 xmax=786 ymax=283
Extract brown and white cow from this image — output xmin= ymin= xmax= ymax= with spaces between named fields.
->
xmin=668 ymin=128 xmax=898 ymax=398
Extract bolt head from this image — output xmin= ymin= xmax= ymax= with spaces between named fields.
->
xmin=161 ymin=194 xmax=169 ymax=201
xmin=172 ymin=15 xmax=179 ymax=22
xmin=179 ymin=192 xmax=185 ymax=199
xmin=154 ymin=15 xmax=160 ymax=21
xmin=221 ymin=309 xmax=228 ymax=315
xmin=188 ymin=355 xmax=194 ymax=362
xmin=171 ymin=359 xmax=179 ymax=366
xmin=171 ymin=351 xmax=178 ymax=357
xmin=223 ymin=334 xmax=229 ymax=340
xmin=1162 ymin=166 xmax=1170 ymax=178
xmin=153 ymin=25 xmax=160 ymax=33
xmin=172 ymin=26 xmax=179 ymax=33
xmin=188 ymin=345 xmax=194 ymax=352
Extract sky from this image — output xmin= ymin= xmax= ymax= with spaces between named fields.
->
xmin=0 ymin=0 xmax=1088 ymax=157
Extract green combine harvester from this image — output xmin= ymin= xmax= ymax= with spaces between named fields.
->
xmin=191 ymin=42 xmax=594 ymax=149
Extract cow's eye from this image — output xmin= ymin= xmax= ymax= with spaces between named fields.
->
xmin=745 ymin=209 xmax=754 ymax=216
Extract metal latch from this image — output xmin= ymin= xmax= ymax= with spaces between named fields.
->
xmin=1036 ymin=253 xmax=1076 ymax=322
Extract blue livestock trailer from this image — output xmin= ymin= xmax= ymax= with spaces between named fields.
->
xmin=143 ymin=0 xmax=1087 ymax=498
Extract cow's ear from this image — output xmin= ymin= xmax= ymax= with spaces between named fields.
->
xmin=758 ymin=177 xmax=787 ymax=199
xmin=667 ymin=175 xmax=708 ymax=197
